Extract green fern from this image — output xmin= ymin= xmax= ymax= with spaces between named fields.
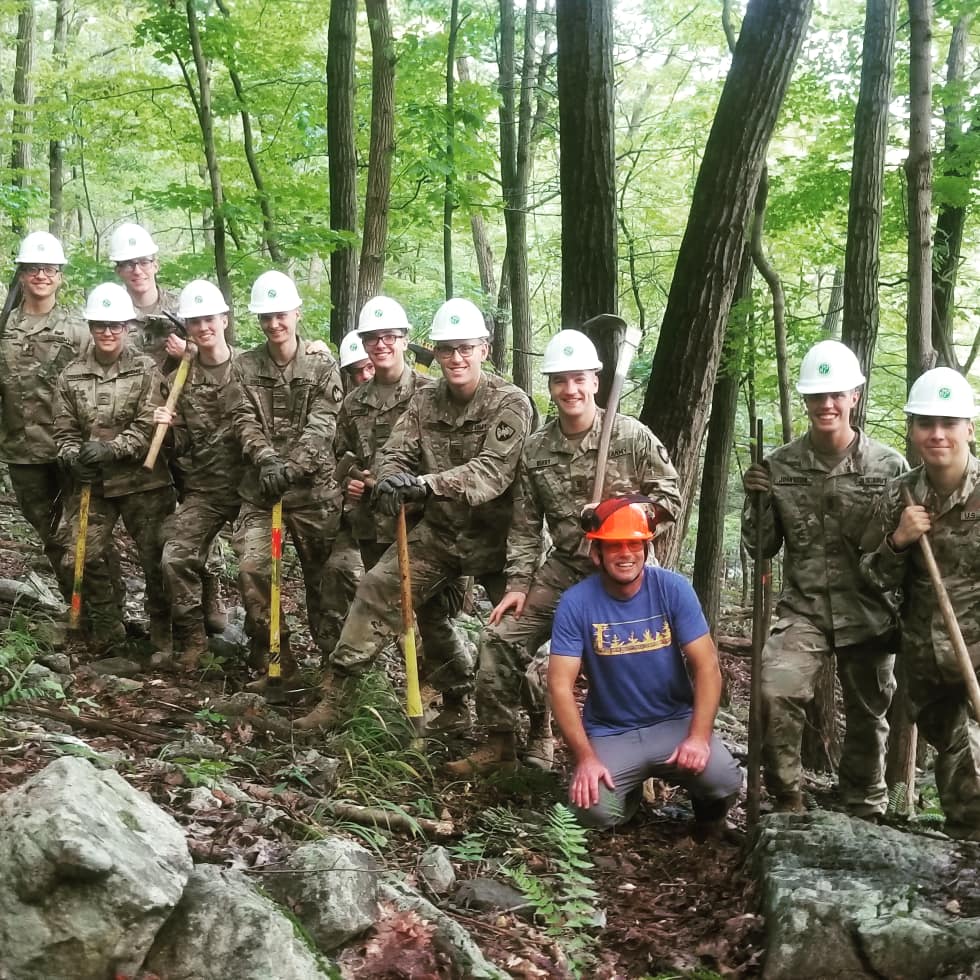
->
xmin=0 ymin=627 xmax=64 ymax=711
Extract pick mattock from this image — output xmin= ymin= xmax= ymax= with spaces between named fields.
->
xmin=267 ymin=499 xmax=284 ymax=685
xmin=68 ymin=484 xmax=92 ymax=631
xmin=747 ymin=419 xmax=767 ymax=826
xmin=143 ymin=341 xmax=197 ymax=470
xmin=902 ymin=485 xmax=980 ymax=721
xmin=396 ymin=502 xmax=425 ymax=743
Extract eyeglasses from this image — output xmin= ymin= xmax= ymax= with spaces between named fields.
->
xmin=20 ymin=265 xmax=61 ymax=278
xmin=433 ymin=342 xmax=483 ymax=361
xmin=115 ymin=257 xmax=155 ymax=272
xmin=361 ymin=332 xmax=406 ymax=349
xmin=89 ymin=322 xmax=128 ymax=335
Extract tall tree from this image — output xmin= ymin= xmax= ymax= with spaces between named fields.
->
xmin=327 ymin=0 xmax=358 ymax=344
xmin=443 ymin=0 xmax=461 ymax=298
xmin=48 ymin=0 xmax=70 ymax=238
xmin=358 ymin=0 xmax=396 ymax=308
xmin=841 ymin=0 xmax=898 ymax=422
xmin=9 ymin=0 xmax=37 ymax=236
xmin=639 ymin=0 xmax=813 ymax=567
xmin=905 ymin=0 xmax=936 ymax=390
xmin=556 ymin=0 xmax=617 ymax=331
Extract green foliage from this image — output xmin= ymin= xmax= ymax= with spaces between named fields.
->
xmin=0 ymin=625 xmax=65 ymax=711
xmin=166 ymin=757 xmax=232 ymax=788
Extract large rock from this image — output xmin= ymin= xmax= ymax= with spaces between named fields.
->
xmin=262 ymin=837 xmax=379 ymax=952
xmin=751 ymin=809 xmax=980 ymax=979
xmin=142 ymin=865 xmax=331 ymax=979
xmin=0 ymin=756 xmax=192 ymax=980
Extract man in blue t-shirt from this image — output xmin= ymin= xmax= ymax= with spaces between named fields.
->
xmin=549 ymin=499 xmax=742 ymax=833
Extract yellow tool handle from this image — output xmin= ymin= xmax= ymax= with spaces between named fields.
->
xmin=268 ymin=499 xmax=283 ymax=680
xmin=68 ymin=484 xmax=92 ymax=630
xmin=396 ymin=503 xmax=424 ymax=738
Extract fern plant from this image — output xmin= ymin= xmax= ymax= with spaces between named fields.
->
xmin=0 ymin=626 xmax=64 ymax=710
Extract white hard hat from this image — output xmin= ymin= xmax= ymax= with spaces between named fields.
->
xmin=178 ymin=280 xmax=229 ymax=319
xmin=339 ymin=331 xmax=369 ymax=368
xmin=248 ymin=270 xmax=302 ymax=314
xmin=109 ymin=223 xmax=159 ymax=263
xmin=16 ymin=231 xmax=68 ymax=266
xmin=429 ymin=298 xmax=489 ymax=342
xmin=904 ymin=367 xmax=977 ymax=418
xmin=541 ymin=329 xmax=603 ymax=374
xmin=85 ymin=282 xmax=137 ymax=322
xmin=357 ymin=296 xmax=410 ymax=335
xmin=797 ymin=340 xmax=866 ymax=394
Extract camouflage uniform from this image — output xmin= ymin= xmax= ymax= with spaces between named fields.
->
xmin=741 ymin=430 xmax=908 ymax=814
xmin=159 ymin=352 xmax=243 ymax=635
xmin=478 ymin=410 xmax=682 ymax=731
xmin=327 ymin=373 xmax=533 ymax=692
xmin=130 ymin=286 xmax=182 ymax=372
xmin=0 ymin=302 xmax=89 ymax=598
xmin=53 ymin=346 xmax=176 ymax=642
xmin=860 ymin=457 xmax=980 ymax=836
xmin=226 ymin=343 xmax=346 ymax=655
xmin=331 ymin=364 xmax=466 ymax=688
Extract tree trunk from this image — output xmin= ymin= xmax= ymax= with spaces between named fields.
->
xmin=327 ymin=0 xmax=358 ymax=345
xmin=358 ymin=0 xmax=396 ymax=309
xmin=556 ymin=0 xmax=617 ymax=326
xmin=841 ymin=0 xmax=897 ymax=425
xmin=822 ymin=267 xmax=844 ymax=339
xmin=9 ymin=0 xmax=36 ymax=237
xmin=48 ymin=0 xmax=69 ymax=238
xmin=639 ymin=0 xmax=813 ymax=568
xmin=499 ymin=0 xmax=534 ymax=393
xmin=905 ymin=0 xmax=935 ymax=391
xmin=184 ymin=0 xmax=234 ymax=343
xmin=750 ymin=169 xmax=792 ymax=444
xmin=931 ymin=13 xmax=974 ymax=369
xmin=443 ymin=0 xmax=460 ymax=299
xmin=692 ymin=247 xmax=753 ymax=632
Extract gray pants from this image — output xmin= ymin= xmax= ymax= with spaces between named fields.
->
xmin=572 ymin=716 xmax=743 ymax=829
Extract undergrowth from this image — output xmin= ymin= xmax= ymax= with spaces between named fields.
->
xmin=0 ymin=622 xmax=64 ymax=711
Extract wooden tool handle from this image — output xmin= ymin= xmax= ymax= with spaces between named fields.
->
xmin=143 ymin=348 xmax=195 ymax=471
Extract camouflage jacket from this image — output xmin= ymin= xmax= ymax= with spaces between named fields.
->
xmin=741 ymin=429 xmax=908 ymax=646
xmin=53 ymin=345 xmax=171 ymax=498
xmin=377 ymin=373 xmax=533 ymax=575
xmin=166 ymin=350 xmax=244 ymax=495
xmin=506 ymin=410 xmax=682 ymax=591
xmin=227 ymin=342 xmax=344 ymax=508
xmin=131 ymin=286 xmax=181 ymax=372
xmin=0 ymin=302 xmax=89 ymax=464
xmin=335 ymin=364 xmax=432 ymax=544
xmin=860 ymin=456 xmax=980 ymax=681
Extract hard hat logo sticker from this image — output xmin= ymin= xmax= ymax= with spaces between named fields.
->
xmin=268 ymin=289 xmax=277 ymax=298
xmin=818 ymin=362 xmax=830 ymax=375
xmin=128 ymin=237 xmax=137 ymax=246
xmin=563 ymin=345 xmax=574 ymax=356
xmin=102 ymin=298 xmax=111 ymax=307
xmin=450 ymin=315 xmax=460 ymax=325
xmin=374 ymin=309 xmax=383 ymax=318
xmin=939 ymin=387 xmax=951 ymax=399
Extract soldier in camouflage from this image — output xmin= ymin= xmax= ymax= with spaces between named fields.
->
xmin=0 ymin=232 xmax=89 ymax=600
xmin=329 ymin=296 xmax=469 ymax=732
xmin=295 ymin=297 xmax=533 ymax=732
xmin=53 ymin=283 xmax=176 ymax=653
xmin=337 ymin=330 xmax=375 ymax=389
xmin=860 ymin=367 xmax=980 ymax=841
xmin=226 ymin=270 xmax=348 ymax=684
xmin=742 ymin=340 xmax=908 ymax=816
xmin=448 ymin=329 xmax=681 ymax=775
xmin=151 ymin=281 xmax=243 ymax=670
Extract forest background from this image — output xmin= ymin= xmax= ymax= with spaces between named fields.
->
xmin=1 ymin=0 xmax=978 ymax=626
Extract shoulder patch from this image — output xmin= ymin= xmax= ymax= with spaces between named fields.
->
xmin=657 ymin=443 xmax=671 ymax=465
xmin=331 ymin=385 xmax=344 ymax=404
xmin=495 ymin=421 xmax=516 ymax=441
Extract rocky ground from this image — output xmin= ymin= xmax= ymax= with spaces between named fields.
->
xmin=10 ymin=486 xmax=968 ymax=979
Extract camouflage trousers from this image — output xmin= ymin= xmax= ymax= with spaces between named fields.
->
xmin=161 ymin=493 xmax=240 ymax=631
xmin=318 ymin=521 xmax=364 ymax=652
xmin=907 ymin=645 xmax=980 ymax=835
xmin=353 ymin=538 xmax=468 ymax=695
xmin=762 ymin=617 xmax=896 ymax=814
xmin=58 ymin=486 xmax=177 ymax=640
xmin=478 ymin=556 xmax=590 ymax=731
xmin=232 ymin=500 xmax=341 ymax=655
xmin=328 ymin=526 xmax=503 ymax=695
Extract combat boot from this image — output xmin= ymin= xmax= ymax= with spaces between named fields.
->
xmin=524 ymin=709 xmax=554 ymax=770
xmin=293 ymin=669 xmax=359 ymax=731
xmin=245 ymin=635 xmax=298 ymax=699
xmin=201 ymin=570 xmax=228 ymax=635
xmin=445 ymin=732 xmax=518 ymax=776
xmin=427 ymin=691 xmax=473 ymax=736
xmin=178 ymin=624 xmax=210 ymax=672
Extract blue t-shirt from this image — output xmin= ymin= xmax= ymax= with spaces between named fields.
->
xmin=551 ymin=566 xmax=710 ymax=737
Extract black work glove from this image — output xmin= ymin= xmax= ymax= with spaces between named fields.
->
xmin=259 ymin=456 xmax=291 ymax=502
xmin=67 ymin=452 xmax=100 ymax=483
xmin=375 ymin=472 xmax=429 ymax=516
xmin=77 ymin=440 xmax=115 ymax=467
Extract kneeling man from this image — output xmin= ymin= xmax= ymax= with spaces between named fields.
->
xmin=548 ymin=499 xmax=742 ymax=833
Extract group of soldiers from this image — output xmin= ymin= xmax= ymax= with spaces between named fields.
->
xmin=2 ymin=223 xmax=978 ymax=837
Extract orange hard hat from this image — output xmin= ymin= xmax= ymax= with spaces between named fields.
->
xmin=585 ymin=501 xmax=654 ymax=541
